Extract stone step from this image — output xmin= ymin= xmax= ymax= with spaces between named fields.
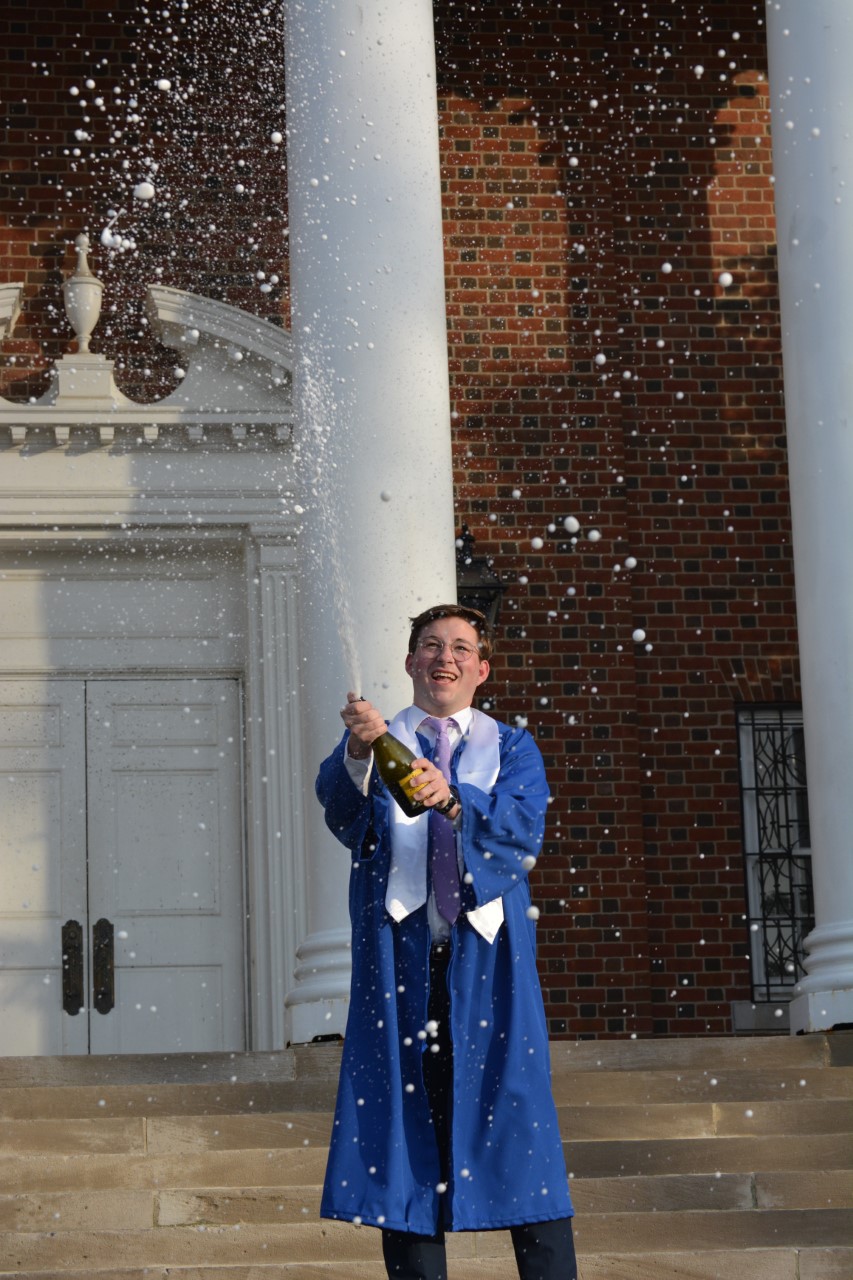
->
xmin=0 ymin=1047 xmax=339 ymax=1090
xmin=1 ymin=1063 xmax=851 ymax=1122
xmin=0 ymin=1080 xmax=337 ymax=1121
xmin=577 ymin=1169 xmax=853 ymax=1214
xmin=109 ymin=1169 xmax=853 ymax=1228
xmin=550 ymin=1032 xmax=853 ymax=1073
xmin=551 ymin=1065 xmax=853 ymax=1105
xmin=566 ymin=1131 xmax=853 ymax=1178
xmin=0 ymin=1128 xmax=849 ymax=1197
xmin=0 ymin=1190 xmax=154 ymax=1234
xmin=0 ymin=1111 xmax=332 ymax=1157
xmin=2 ymin=1255 xmax=853 ymax=1280
xmin=0 ymin=1034 xmax=847 ymax=1097
xmin=2 ymin=1033 xmax=850 ymax=1280
xmin=3 ymin=1166 xmax=849 ymax=1236
xmin=1 ymin=1095 xmax=849 ymax=1161
xmin=562 ymin=1097 xmax=853 ymax=1139
xmin=755 ymin=1169 xmax=853 ymax=1210
xmin=3 ymin=1208 xmax=853 ymax=1270
xmin=0 ymin=1116 xmax=145 ymax=1157
xmin=7 ymin=1167 xmax=851 ymax=1236
xmin=0 ymin=1147 xmax=329 ymax=1194
xmin=565 ymin=1209 xmax=853 ymax=1257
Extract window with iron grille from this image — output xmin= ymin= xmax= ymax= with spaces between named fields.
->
xmin=737 ymin=705 xmax=814 ymax=1002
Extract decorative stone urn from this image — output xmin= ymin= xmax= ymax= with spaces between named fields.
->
xmin=61 ymin=233 xmax=104 ymax=353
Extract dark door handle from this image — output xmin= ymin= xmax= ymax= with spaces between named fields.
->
xmin=61 ymin=920 xmax=84 ymax=1016
xmin=92 ymin=917 xmax=115 ymax=1015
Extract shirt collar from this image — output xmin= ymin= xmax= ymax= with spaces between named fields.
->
xmin=409 ymin=704 xmax=473 ymax=736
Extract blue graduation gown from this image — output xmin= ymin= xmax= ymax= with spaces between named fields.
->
xmin=316 ymin=717 xmax=573 ymax=1234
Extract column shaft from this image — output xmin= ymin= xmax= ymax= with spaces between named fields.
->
xmin=283 ymin=0 xmax=457 ymax=1041
xmin=766 ymin=0 xmax=853 ymax=1031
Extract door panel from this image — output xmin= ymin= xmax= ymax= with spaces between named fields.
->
xmin=111 ymin=769 xmax=224 ymax=913
xmin=0 ymin=678 xmax=246 ymax=1056
xmin=114 ymin=966 xmax=227 ymax=1053
xmin=86 ymin=680 xmax=246 ymax=1053
xmin=0 ymin=682 xmax=88 ymax=1055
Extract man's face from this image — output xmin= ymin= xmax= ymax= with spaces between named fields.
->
xmin=405 ymin=616 xmax=490 ymax=717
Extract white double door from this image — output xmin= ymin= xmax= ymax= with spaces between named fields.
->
xmin=0 ymin=678 xmax=246 ymax=1055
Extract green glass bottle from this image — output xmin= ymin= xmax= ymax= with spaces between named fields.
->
xmin=372 ymin=730 xmax=426 ymax=818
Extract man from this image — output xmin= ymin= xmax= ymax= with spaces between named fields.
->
xmin=316 ymin=604 xmax=576 ymax=1280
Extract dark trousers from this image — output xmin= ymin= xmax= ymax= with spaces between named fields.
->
xmin=382 ymin=1216 xmax=578 ymax=1280
xmin=381 ymin=944 xmax=577 ymax=1280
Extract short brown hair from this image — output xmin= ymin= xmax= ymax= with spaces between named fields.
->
xmin=408 ymin=603 xmax=494 ymax=660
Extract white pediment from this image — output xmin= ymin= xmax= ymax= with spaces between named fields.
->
xmin=0 ymin=241 xmax=292 ymax=447
xmin=145 ymin=285 xmax=292 ymax=418
xmin=0 ymin=247 xmax=298 ymax=524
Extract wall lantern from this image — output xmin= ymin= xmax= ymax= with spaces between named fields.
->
xmin=455 ymin=524 xmax=504 ymax=628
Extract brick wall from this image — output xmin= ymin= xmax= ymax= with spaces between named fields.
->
xmin=0 ymin=0 xmax=288 ymax=402
xmin=0 ymin=1 xmax=796 ymax=1036
xmin=435 ymin=2 xmax=796 ymax=1036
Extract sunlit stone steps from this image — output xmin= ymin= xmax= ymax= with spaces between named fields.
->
xmin=2 ymin=1162 xmax=850 ymax=1234
xmin=561 ymin=1097 xmax=853 ymax=1139
xmin=0 ymin=1146 xmax=328 ymax=1194
xmin=550 ymin=1032 xmax=843 ymax=1070
xmin=6 ymin=1259 xmax=853 ymax=1280
xmin=2 ymin=1217 xmax=853 ymax=1275
xmin=6 ymin=1209 xmax=850 ymax=1262
xmin=552 ymin=1065 xmax=853 ymax=1104
xmin=566 ymin=1131 xmax=853 ymax=1179
xmin=0 ymin=1034 xmax=850 ymax=1279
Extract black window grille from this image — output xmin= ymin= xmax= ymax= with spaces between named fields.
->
xmin=737 ymin=705 xmax=814 ymax=1002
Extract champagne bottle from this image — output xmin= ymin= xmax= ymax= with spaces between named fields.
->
xmin=372 ymin=730 xmax=426 ymax=818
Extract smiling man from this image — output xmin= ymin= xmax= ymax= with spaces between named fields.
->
xmin=315 ymin=604 xmax=576 ymax=1280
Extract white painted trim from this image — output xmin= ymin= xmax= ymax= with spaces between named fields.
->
xmin=0 ymin=287 xmax=294 ymax=432
xmin=243 ymin=534 xmax=306 ymax=1049
xmin=0 ymin=283 xmax=23 ymax=340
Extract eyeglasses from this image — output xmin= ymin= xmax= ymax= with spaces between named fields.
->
xmin=416 ymin=638 xmax=479 ymax=661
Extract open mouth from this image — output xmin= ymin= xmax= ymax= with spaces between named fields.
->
xmin=430 ymin=669 xmax=457 ymax=683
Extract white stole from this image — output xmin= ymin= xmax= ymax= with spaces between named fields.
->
xmin=384 ymin=706 xmax=505 ymax=944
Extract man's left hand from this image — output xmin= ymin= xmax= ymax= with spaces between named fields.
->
xmin=410 ymin=757 xmax=457 ymax=814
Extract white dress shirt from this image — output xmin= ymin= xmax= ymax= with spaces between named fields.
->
xmin=345 ymin=704 xmax=504 ymax=943
xmin=345 ymin=705 xmax=469 ymax=940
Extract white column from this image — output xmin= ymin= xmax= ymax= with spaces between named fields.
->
xmin=766 ymin=0 xmax=853 ymax=1033
xmin=283 ymin=0 xmax=457 ymax=1041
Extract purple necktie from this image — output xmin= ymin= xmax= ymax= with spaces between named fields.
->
xmin=423 ymin=717 xmax=460 ymax=924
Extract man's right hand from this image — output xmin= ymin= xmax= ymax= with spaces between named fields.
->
xmin=341 ymin=691 xmax=387 ymax=760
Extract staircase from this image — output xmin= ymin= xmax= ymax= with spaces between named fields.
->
xmin=0 ymin=1033 xmax=851 ymax=1279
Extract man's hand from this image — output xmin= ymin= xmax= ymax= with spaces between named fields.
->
xmin=341 ymin=692 xmax=388 ymax=760
xmin=404 ymin=757 xmax=445 ymax=808
xmin=407 ymin=757 xmax=459 ymax=817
